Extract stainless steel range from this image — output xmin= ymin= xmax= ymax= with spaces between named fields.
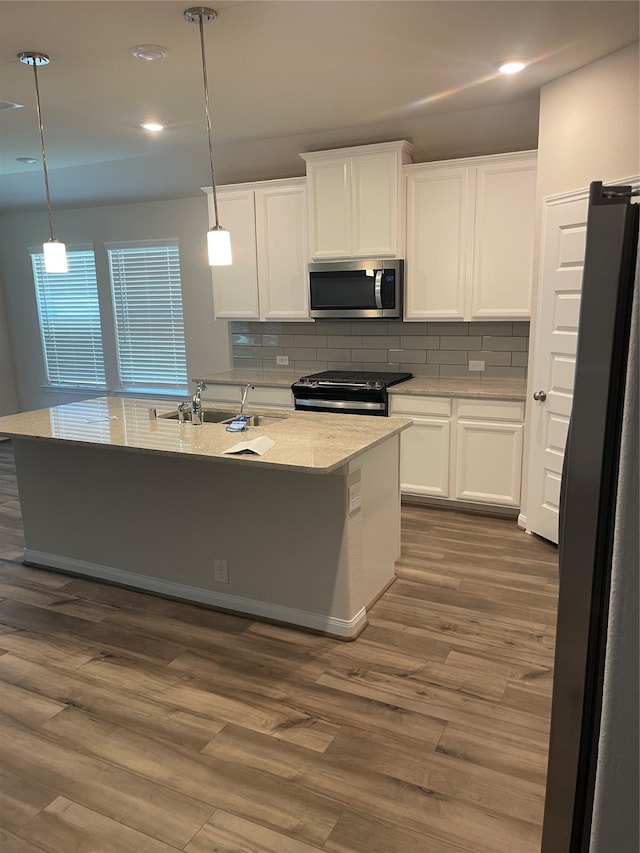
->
xmin=291 ymin=370 xmax=412 ymax=416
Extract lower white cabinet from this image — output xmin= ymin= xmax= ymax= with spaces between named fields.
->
xmin=390 ymin=394 xmax=524 ymax=507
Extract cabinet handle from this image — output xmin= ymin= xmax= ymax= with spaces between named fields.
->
xmin=533 ymin=390 xmax=547 ymax=401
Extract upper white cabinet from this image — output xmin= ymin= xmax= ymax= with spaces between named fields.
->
xmin=204 ymin=178 xmax=309 ymax=321
xmin=301 ymin=141 xmax=413 ymax=261
xmin=404 ymin=151 xmax=537 ymax=321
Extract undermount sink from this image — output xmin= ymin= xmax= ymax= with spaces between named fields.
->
xmin=159 ymin=409 xmax=289 ymax=427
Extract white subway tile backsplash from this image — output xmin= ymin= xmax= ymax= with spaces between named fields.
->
xmin=400 ymin=335 xmax=439 ymax=349
xmin=483 ymin=366 xmax=526 ymax=378
xmin=482 ymin=336 xmax=528 ymax=351
xmin=426 ymin=322 xmax=468 ymax=335
xmin=388 ymin=321 xmax=428 ymax=335
xmin=389 ymin=349 xmax=427 ymax=363
xmin=427 ymin=350 xmax=468 ymax=365
xmin=230 ymin=319 xmax=529 ymax=378
xmin=468 ymin=350 xmax=512 ymax=366
xmin=511 ymin=351 xmax=530 ymax=368
xmin=350 ymin=321 xmax=390 ymax=335
xmin=327 ymin=336 xmax=364 ymax=348
xmin=316 ymin=348 xmax=352 ymax=361
xmin=439 ymin=336 xmax=483 ymax=350
xmin=360 ymin=349 xmax=390 ymax=362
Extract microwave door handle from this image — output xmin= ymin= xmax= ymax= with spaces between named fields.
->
xmin=374 ymin=270 xmax=383 ymax=309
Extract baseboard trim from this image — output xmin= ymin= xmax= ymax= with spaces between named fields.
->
xmin=24 ymin=549 xmax=368 ymax=640
xmin=401 ymin=495 xmax=519 ymax=519
xmin=517 ymin=513 xmax=529 ymax=531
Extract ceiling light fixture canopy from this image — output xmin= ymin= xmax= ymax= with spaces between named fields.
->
xmin=184 ymin=6 xmax=231 ymax=266
xmin=131 ymin=44 xmax=168 ymax=61
xmin=496 ymin=59 xmax=527 ymax=75
xmin=18 ymin=51 xmax=67 ymax=274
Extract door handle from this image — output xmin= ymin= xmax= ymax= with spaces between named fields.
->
xmin=533 ymin=390 xmax=547 ymax=401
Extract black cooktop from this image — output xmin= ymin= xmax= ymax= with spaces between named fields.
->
xmin=294 ymin=370 xmax=412 ymax=388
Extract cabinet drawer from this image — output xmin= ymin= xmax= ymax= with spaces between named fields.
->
xmin=390 ymin=395 xmax=451 ymax=417
xmin=456 ymin=399 xmax=524 ymax=422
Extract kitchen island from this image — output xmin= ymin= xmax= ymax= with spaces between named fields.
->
xmin=0 ymin=397 xmax=410 ymax=638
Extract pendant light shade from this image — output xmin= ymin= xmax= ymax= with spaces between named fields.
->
xmin=43 ymin=239 xmax=68 ymax=273
xmin=207 ymin=226 xmax=232 ymax=266
xmin=184 ymin=7 xmax=232 ymax=267
xmin=18 ymin=51 xmax=68 ymax=274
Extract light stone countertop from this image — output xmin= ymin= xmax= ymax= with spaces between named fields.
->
xmin=388 ymin=376 xmax=527 ymax=401
xmin=0 ymin=397 xmax=411 ymax=475
xmin=197 ymin=369 xmax=527 ymax=401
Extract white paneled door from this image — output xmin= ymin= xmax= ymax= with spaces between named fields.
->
xmin=526 ymin=191 xmax=589 ymax=543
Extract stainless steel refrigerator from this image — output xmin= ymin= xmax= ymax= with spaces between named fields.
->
xmin=541 ymin=182 xmax=639 ymax=852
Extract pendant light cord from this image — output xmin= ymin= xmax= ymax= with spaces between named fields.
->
xmin=197 ymin=13 xmax=221 ymax=229
xmin=30 ymin=59 xmax=56 ymax=242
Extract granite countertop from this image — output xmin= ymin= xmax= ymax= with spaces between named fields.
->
xmin=0 ymin=397 xmax=410 ymax=475
xmin=197 ymin=369 xmax=527 ymax=401
xmin=388 ymin=377 xmax=527 ymax=401
xmin=194 ymin=369 xmax=298 ymax=388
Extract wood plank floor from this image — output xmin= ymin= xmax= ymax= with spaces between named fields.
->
xmin=0 ymin=440 xmax=558 ymax=853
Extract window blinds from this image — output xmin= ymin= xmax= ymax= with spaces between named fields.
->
xmin=107 ymin=242 xmax=188 ymax=390
xmin=31 ymin=249 xmax=106 ymax=388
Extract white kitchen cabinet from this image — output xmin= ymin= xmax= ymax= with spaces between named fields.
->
xmin=404 ymin=151 xmax=537 ymax=321
xmin=453 ymin=400 xmax=524 ymax=506
xmin=389 ymin=394 xmax=524 ymax=507
xmin=205 ymin=178 xmax=309 ymax=321
xmin=301 ymin=141 xmax=413 ymax=261
xmin=391 ymin=396 xmax=451 ymax=497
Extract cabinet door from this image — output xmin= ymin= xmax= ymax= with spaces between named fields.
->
xmin=351 ymin=152 xmax=398 ymax=257
xmin=306 ymin=158 xmax=350 ymax=260
xmin=404 ymin=166 xmax=470 ymax=320
xmin=210 ymin=190 xmax=259 ymax=319
xmin=255 ymin=182 xmax=309 ymax=320
xmin=398 ymin=417 xmax=450 ymax=497
xmin=454 ymin=419 xmax=523 ymax=506
xmin=470 ymin=159 xmax=536 ymax=319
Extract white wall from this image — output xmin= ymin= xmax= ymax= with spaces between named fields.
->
xmin=0 ymin=195 xmax=231 ymax=412
xmin=0 ymin=272 xmax=18 ymax=416
xmin=522 ymin=43 xmax=640 ymax=520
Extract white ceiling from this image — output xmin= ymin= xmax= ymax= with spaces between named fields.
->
xmin=1 ymin=1 xmax=638 ymax=212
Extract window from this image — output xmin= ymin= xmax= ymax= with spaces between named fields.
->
xmin=106 ymin=241 xmax=188 ymax=392
xmin=31 ymin=248 xmax=106 ymax=388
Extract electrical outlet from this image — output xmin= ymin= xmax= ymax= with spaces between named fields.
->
xmin=348 ymin=482 xmax=362 ymax=513
xmin=276 ymin=355 xmax=289 ymax=366
xmin=214 ymin=558 xmax=229 ymax=583
xmin=469 ymin=360 xmax=485 ymax=372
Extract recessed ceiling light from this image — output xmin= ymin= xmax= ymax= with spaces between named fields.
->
xmin=131 ymin=44 xmax=168 ymax=61
xmin=17 ymin=157 xmax=39 ymax=164
xmin=496 ymin=60 xmax=527 ymax=75
xmin=141 ymin=122 xmax=165 ymax=132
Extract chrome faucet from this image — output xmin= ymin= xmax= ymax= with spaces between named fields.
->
xmin=190 ymin=381 xmax=207 ymax=425
xmin=240 ymin=383 xmax=255 ymax=416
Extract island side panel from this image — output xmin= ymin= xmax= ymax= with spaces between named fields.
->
xmin=348 ymin=434 xmax=401 ymax=608
xmin=12 ymin=437 xmax=388 ymax=637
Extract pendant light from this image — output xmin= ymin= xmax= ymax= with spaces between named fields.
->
xmin=18 ymin=51 xmax=68 ymax=274
xmin=184 ymin=7 xmax=232 ymax=266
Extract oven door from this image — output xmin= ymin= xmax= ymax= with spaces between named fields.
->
xmin=293 ymin=394 xmax=387 ymax=416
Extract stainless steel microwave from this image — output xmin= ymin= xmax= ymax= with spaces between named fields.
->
xmin=308 ymin=259 xmax=404 ymax=320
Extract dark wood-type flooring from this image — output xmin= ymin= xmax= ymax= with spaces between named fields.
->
xmin=0 ymin=440 xmax=558 ymax=852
